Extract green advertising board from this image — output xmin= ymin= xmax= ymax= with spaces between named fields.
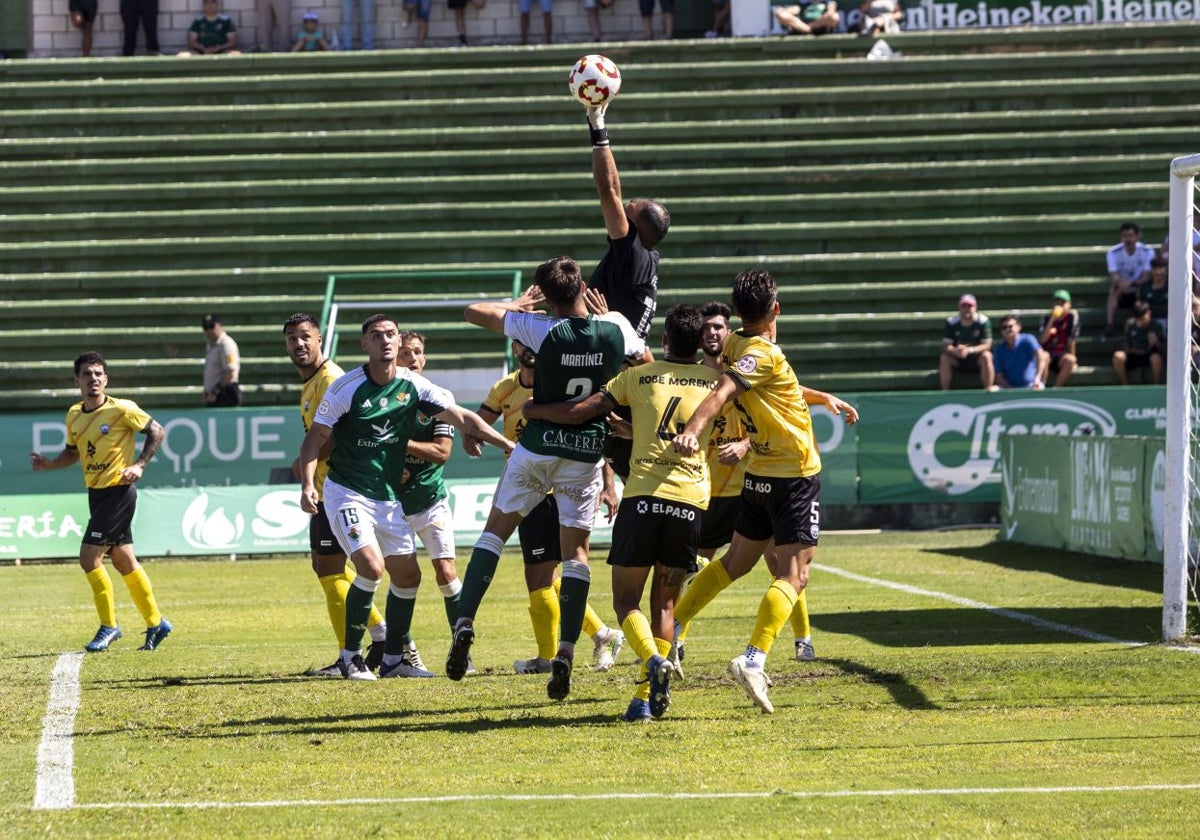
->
xmin=898 ymin=0 xmax=1200 ymax=29
xmin=1000 ymin=434 xmax=1166 ymax=563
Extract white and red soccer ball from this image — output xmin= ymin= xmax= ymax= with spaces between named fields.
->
xmin=568 ymin=54 xmax=621 ymax=107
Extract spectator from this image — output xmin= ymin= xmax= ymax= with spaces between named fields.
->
xmin=120 ymin=0 xmax=160 ymax=55
xmin=448 ymin=0 xmax=485 ymax=47
xmin=1037 ymin=289 xmax=1079 ymax=388
xmin=939 ymin=293 xmax=995 ymax=390
xmin=858 ymin=0 xmax=901 ymax=35
xmin=341 ymin=0 xmax=375 ymax=49
xmin=992 ymin=315 xmax=1047 ymax=390
xmin=1140 ymin=255 xmax=1169 ymax=334
xmin=1105 ymin=221 xmax=1153 ymax=336
xmin=706 ymin=0 xmax=730 ymax=37
xmin=402 ymin=0 xmax=431 ymax=46
xmin=583 ymin=0 xmax=615 ymax=39
xmin=518 ymin=0 xmax=553 ymax=44
xmin=258 ymin=0 xmax=292 ymax=51
xmin=68 ymin=0 xmax=96 ymax=56
xmin=291 ymin=10 xmax=329 ymax=50
xmin=202 ymin=314 xmax=243 ymax=407
xmin=639 ymin=0 xmax=674 ymax=39
xmin=178 ymin=0 xmax=241 ymax=55
xmin=775 ymin=1 xmax=841 ymax=35
xmin=1112 ymin=301 xmax=1164 ymax=385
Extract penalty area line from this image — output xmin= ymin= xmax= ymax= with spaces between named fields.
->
xmin=71 ymin=782 xmax=1200 ymax=811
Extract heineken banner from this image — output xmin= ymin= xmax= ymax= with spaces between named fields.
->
xmin=0 ymin=481 xmax=616 ymax=562
xmin=899 ymin=0 xmax=1200 ymax=30
xmin=1000 ymin=434 xmax=1166 ymax=563
xmin=855 ymin=387 xmax=1165 ymax=504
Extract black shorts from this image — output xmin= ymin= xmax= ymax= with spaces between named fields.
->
xmin=697 ymin=494 xmax=740 ymax=551
xmin=69 ymin=0 xmax=98 ymax=22
xmin=1125 ymin=352 xmax=1159 ymax=371
xmin=638 ymin=0 xmax=676 ymax=14
xmin=83 ymin=484 xmax=137 ymax=546
xmin=211 ymin=383 xmax=243 ymax=407
xmin=311 ymin=501 xmax=343 ymax=557
xmin=607 ymin=495 xmax=701 ymax=570
xmin=734 ymin=472 xmax=821 ymax=547
xmin=1117 ymin=290 xmax=1139 ymax=309
xmin=448 ymin=0 xmax=469 ymax=8
xmin=951 ymin=352 xmax=982 ymax=373
xmin=518 ymin=494 xmax=561 ymax=566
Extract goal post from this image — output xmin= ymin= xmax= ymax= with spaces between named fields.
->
xmin=1163 ymin=154 xmax=1200 ymax=643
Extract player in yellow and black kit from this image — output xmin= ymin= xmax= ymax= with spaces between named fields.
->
xmin=284 ymin=314 xmax=388 ymax=676
xmin=525 ymin=304 xmax=716 ymax=722
xmin=30 ymin=352 xmax=172 ymax=653
xmin=673 ymin=271 xmax=858 ymax=714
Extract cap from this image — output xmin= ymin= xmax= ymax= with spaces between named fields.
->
xmin=958 ymin=294 xmax=977 ymax=307
xmin=303 ymin=10 xmax=319 ymax=20
xmin=1052 ymin=289 xmax=1071 ymax=303
xmin=201 ymin=314 xmax=220 ymax=329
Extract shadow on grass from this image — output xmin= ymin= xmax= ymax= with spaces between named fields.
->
xmin=926 ymin=539 xmax=1165 ymax=594
xmin=814 ymin=606 xmax=1162 ymax=646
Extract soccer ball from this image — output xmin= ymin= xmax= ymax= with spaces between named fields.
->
xmin=568 ymin=54 xmax=621 ymax=108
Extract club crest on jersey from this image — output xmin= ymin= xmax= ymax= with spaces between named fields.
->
xmin=319 ymin=400 xmax=333 ymax=415
xmin=395 ymin=393 xmax=412 ymax=406
xmin=735 ymin=355 xmax=758 ymax=375
xmin=99 ymin=424 xmax=111 ymax=434
xmin=417 ymin=412 xmax=432 ymax=426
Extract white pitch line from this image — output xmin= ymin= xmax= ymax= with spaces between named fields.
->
xmin=815 ymin=563 xmax=1151 ymax=647
xmin=71 ymin=782 xmax=1200 ymax=810
xmin=33 ymin=652 xmax=84 ymax=811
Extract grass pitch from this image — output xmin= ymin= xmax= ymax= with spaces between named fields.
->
xmin=3 ymin=530 xmax=1200 ymax=838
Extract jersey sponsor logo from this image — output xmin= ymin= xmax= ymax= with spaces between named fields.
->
xmin=746 ymin=477 xmax=774 ymax=494
xmin=649 ymin=501 xmax=697 ymax=521
xmin=735 ymin=355 xmax=758 ymax=375
xmin=541 ymin=429 xmax=604 ymax=454
xmin=85 ymin=461 xmax=111 ymax=473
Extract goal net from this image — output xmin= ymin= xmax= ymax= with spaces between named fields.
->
xmin=1163 ymin=154 xmax=1200 ymax=643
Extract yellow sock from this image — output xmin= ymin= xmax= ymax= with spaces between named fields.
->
xmin=85 ymin=566 xmax=117 ymax=627
xmin=121 ymin=567 xmax=162 ymax=628
xmin=344 ymin=568 xmax=386 ymax=631
xmin=529 ymin=585 xmax=560 ymax=660
xmin=621 ymin=612 xmax=657 ymax=702
xmin=675 ymin=559 xmax=733 ymax=641
xmin=747 ymin=579 xmax=798 ymax=656
xmin=319 ymin=573 xmax=351 ymax=648
xmin=790 ymin=587 xmax=811 ymax=639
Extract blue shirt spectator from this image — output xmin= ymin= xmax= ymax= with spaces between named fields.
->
xmin=993 ymin=315 xmax=1046 ymax=389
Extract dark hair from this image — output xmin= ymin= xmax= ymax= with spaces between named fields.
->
xmin=361 ymin=314 xmax=397 ymax=334
xmin=700 ymin=301 xmax=733 ymax=321
xmin=730 ymin=269 xmax=778 ymax=322
xmin=400 ymin=330 xmax=426 ymax=346
xmin=1131 ymin=300 xmax=1151 ymax=317
xmin=282 ymin=312 xmax=319 ymax=334
xmin=664 ymin=304 xmax=703 ymax=358
xmin=999 ymin=315 xmax=1020 ymax=330
xmin=1120 ymin=222 xmax=1140 ymax=235
xmin=533 ymin=256 xmax=583 ymax=307
xmin=74 ymin=351 xmax=107 ymax=376
xmin=630 ymin=198 xmax=671 ymax=249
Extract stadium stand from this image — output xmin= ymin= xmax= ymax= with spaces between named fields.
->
xmin=2 ymin=23 xmax=1199 ymax=410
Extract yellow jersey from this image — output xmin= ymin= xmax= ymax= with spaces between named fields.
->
xmin=65 ymin=396 xmax=152 ymax=489
xmin=301 ymin=359 xmax=344 ymax=499
xmin=482 ymin=369 xmax=534 ymax=455
xmin=603 ymin=359 xmax=719 ymax=508
xmin=723 ymin=330 xmax=821 ymax=479
xmin=707 ymin=398 xmax=749 ymax=499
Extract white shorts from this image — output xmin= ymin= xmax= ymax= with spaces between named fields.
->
xmin=322 ymin=479 xmax=415 ymax=558
xmin=405 ymin=495 xmax=456 ymax=560
xmin=491 ymin=444 xmax=604 ymax=531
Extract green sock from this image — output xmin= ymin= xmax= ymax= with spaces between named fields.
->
xmin=385 ymin=587 xmax=418 ymax=656
xmin=557 ymin=569 xmax=591 ymax=647
xmin=458 ymin=534 xmax=504 ymax=621
xmin=344 ymin=580 xmax=377 ymax=653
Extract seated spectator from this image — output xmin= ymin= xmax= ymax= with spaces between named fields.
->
xmin=1112 ymin=301 xmax=1164 ymax=385
xmin=68 ymin=0 xmax=96 ymax=57
xmin=178 ymin=0 xmax=241 ymax=55
xmin=775 ymin=1 xmax=841 ymax=35
xmin=1037 ymin=289 xmax=1079 ymax=388
xmin=1140 ymin=255 xmax=1169 ymax=334
xmin=1105 ymin=221 xmax=1153 ymax=336
xmin=992 ymin=315 xmax=1048 ymax=390
xmin=939 ymin=293 xmax=994 ymax=390
xmin=858 ymin=0 xmax=902 ymax=35
xmin=291 ymin=10 xmax=329 ymax=50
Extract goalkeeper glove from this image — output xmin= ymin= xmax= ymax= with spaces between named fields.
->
xmin=587 ymin=104 xmax=609 ymax=149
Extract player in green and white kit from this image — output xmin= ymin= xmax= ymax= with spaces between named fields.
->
xmin=448 ymin=256 xmax=648 ymax=700
xmin=299 ymin=315 xmax=513 ymax=680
